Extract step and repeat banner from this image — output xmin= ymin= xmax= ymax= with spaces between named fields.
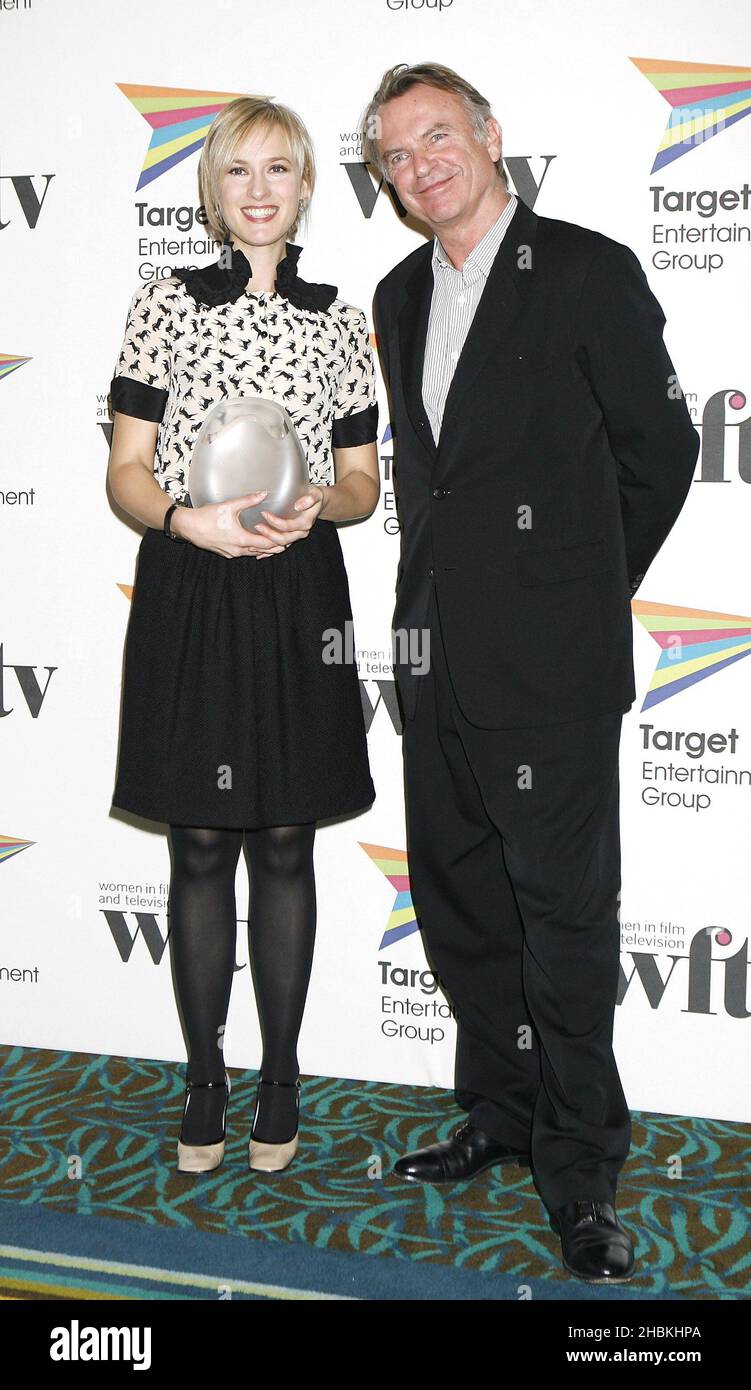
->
xmin=2 ymin=0 xmax=750 ymax=1121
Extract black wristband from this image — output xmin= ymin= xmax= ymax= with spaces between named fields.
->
xmin=163 ymin=502 xmax=187 ymax=542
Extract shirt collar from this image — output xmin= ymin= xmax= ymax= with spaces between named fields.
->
xmin=171 ymin=233 xmax=338 ymax=311
xmin=432 ymin=193 xmax=518 ymax=283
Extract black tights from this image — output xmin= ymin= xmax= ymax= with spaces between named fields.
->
xmin=168 ymin=822 xmax=316 ymax=1145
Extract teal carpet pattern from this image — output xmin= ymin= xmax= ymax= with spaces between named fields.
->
xmin=0 ymin=1045 xmax=748 ymax=1299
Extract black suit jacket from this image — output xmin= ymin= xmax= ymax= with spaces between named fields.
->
xmin=373 ymin=197 xmax=700 ymax=728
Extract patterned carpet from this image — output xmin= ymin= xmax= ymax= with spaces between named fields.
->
xmin=0 ymin=1045 xmax=748 ymax=1299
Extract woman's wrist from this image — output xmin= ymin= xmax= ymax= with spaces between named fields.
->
xmin=312 ymin=474 xmax=377 ymax=523
xmin=166 ymin=502 xmax=193 ymax=541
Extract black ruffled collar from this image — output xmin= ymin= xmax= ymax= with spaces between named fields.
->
xmin=172 ymin=234 xmax=338 ymax=311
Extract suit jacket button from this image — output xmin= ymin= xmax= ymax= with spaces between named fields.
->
xmin=428 ymin=567 xmax=434 ymax=578
xmin=432 ymin=487 xmax=446 ymax=499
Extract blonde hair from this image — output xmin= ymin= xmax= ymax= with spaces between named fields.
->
xmin=360 ymin=62 xmax=508 ymax=189
xmin=199 ymin=96 xmax=316 ymax=245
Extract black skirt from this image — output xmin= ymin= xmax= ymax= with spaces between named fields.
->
xmin=111 ymin=519 xmax=376 ymax=829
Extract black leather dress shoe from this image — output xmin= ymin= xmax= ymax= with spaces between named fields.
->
xmin=393 ymin=1120 xmax=531 ymax=1183
xmin=551 ymin=1200 xmax=636 ymax=1282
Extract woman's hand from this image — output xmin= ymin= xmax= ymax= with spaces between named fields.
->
xmin=251 ymin=486 xmax=326 ymax=559
xmin=171 ymin=491 xmax=289 ymax=558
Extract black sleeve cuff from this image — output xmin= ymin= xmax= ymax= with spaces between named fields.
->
xmin=332 ymin=402 xmax=378 ymax=449
xmin=110 ymin=375 xmax=168 ymax=423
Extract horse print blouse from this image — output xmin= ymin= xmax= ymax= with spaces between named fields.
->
xmin=110 ymin=237 xmax=379 ymax=506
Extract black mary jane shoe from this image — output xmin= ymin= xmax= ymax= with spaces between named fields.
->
xmin=550 ymin=1199 xmax=636 ymax=1283
xmin=393 ymin=1119 xmax=530 ymax=1183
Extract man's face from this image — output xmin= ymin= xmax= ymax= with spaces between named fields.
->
xmin=375 ymin=85 xmax=503 ymax=232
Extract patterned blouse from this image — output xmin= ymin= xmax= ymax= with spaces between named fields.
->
xmin=110 ymin=237 xmax=379 ymax=506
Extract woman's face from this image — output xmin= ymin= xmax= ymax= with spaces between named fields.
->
xmin=217 ymin=124 xmax=309 ymax=247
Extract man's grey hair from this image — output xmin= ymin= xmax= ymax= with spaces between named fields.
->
xmin=360 ymin=61 xmax=508 ymax=188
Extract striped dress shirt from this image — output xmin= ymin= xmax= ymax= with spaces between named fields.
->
xmin=422 ymin=193 xmax=518 ymax=445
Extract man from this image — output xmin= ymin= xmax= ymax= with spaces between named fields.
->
xmin=364 ymin=62 xmax=699 ymax=1283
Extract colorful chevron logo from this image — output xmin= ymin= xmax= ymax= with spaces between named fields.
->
xmin=117 ymin=84 xmax=247 ymax=190
xmin=630 ymin=56 xmax=751 ymax=172
xmin=0 ymin=835 xmax=34 ymax=865
xmin=0 ymin=355 xmax=31 ymax=381
xmin=360 ymin=842 xmax=418 ymax=948
xmin=634 ymin=600 xmax=751 ymax=709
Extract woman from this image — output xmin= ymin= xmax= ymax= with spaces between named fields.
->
xmin=108 ymin=96 xmax=379 ymax=1175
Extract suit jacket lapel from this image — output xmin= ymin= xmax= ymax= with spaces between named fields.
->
xmin=396 ymin=198 xmax=539 ymax=463
xmin=397 ymin=246 xmax=437 ymax=460
xmin=440 ymin=199 xmax=539 ymax=448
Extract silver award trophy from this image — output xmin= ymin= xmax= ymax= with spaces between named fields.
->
xmin=189 ymin=396 xmax=310 ymax=531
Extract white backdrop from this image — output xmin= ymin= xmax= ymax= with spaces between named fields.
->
xmin=2 ymin=0 xmax=750 ymax=1122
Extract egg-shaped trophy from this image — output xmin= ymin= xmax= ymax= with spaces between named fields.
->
xmin=189 ymin=396 xmax=310 ymax=531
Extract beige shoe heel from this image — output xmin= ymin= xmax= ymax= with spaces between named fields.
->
xmin=248 ymin=1130 xmax=299 ymax=1172
xmin=248 ymin=1077 xmax=300 ymax=1173
xmin=176 ymin=1072 xmax=231 ymax=1173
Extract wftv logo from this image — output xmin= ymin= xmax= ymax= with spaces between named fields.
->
xmin=344 ymin=155 xmax=555 ymax=218
xmin=634 ymin=600 xmax=751 ymax=709
xmin=631 ymin=56 xmax=751 ymax=172
xmin=619 ymin=925 xmax=749 ymax=1018
xmin=0 ymin=645 xmax=57 ymax=718
xmin=102 ymin=856 xmax=417 ymax=958
xmin=696 ymin=388 xmax=750 ymax=483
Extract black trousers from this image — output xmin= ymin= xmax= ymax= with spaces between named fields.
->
xmin=401 ymin=584 xmax=631 ymax=1212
